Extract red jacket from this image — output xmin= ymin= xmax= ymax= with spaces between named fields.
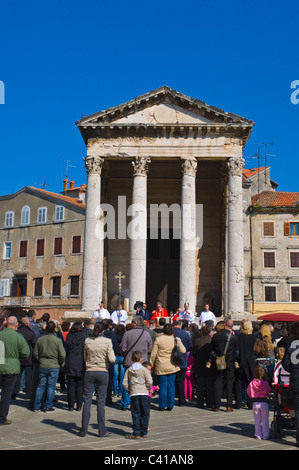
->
xmin=152 ymin=308 xmax=168 ymax=319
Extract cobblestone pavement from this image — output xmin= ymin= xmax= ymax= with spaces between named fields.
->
xmin=0 ymin=388 xmax=298 ymax=452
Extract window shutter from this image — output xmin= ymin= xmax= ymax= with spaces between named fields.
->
xmin=34 ymin=278 xmax=43 ymax=297
xmin=72 ymin=236 xmax=81 ymax=254
xmin=36 ymin=239 xmax=45 ymax=256
xmin=291 ymin=252 xmax=299 ymax=268
xmin=264 ymin=252 xmax=275 ymax=268
xmin=70 ymin=275 xmax=79 ymax=296
xmin=54 ymin=237 xmax=63 ymax=255
xmin=263 ymin=222 xmax=274 ymax=236
xmin=284 ymin=222 xmax=291 ymax=236
xmin=19 ymin=240 xmax=28 ymax=258
xmin=52 ymin=277 xmax=61 ymax=296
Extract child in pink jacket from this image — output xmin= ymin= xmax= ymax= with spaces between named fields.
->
xmin=247 ymin=365 xmax=272 ymax=440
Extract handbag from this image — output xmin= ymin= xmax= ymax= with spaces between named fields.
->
xmin=215 ymin=333 xmax=231 ymax=371
xmin=171 ymin=337 xmax=184 ymax=366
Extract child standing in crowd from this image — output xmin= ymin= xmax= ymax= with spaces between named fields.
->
xmin=122 ymin=351 xmax=153 ymax=440
xmin=185 ymin=351 xmax=195 ymax=400
xmin=247 ymin=365 xmax=272 ymax=440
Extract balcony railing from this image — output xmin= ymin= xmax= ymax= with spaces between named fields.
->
xmin=3 ymin=296 xmax=31 ymax=307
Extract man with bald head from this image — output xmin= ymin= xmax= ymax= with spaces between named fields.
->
xmin=210 ymin=317 xmax=239 ymax=412
xmin=0 ymin=316 xmax=30 ymax=425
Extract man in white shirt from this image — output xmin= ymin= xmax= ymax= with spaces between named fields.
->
xmin=179 ymin=303 xmax=195 ymax=325
xmin=198 ymin=304 xmax=216 ymax=327
xmin=111 ymin=304 xmax=128 ymax=325
xmin=92 ymin=302 xmax=110 ymax=321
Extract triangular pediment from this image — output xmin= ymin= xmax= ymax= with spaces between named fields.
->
xmin=77 ymin=86 xmax=254 ymax=127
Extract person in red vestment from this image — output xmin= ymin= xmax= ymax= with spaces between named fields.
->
xmin=151 ymin=302 xmax=168 ymax=319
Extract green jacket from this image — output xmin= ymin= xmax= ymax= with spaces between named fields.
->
xmin=34 ymin=333 xmax=66 ymax=369
xmin=0 ymin=327 xmax=30 ymax=375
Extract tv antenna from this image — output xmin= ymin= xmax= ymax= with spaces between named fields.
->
xmin=34 ymin=179 xmax=50 ymax=190
xmin=61 ymin=159 xmax=77 ymax=179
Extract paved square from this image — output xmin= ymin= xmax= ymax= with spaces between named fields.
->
xmin=0 ymin=388 xmax=298 ymax=452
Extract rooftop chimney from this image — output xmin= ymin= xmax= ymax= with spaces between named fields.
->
xmin=69 ymin=181 xmax=75 ymax=190
xmin=63 ymin=179 xmax=69 ymax=192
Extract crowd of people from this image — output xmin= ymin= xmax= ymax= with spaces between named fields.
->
xmin=1 ymin=303 xmax=299 ymax=445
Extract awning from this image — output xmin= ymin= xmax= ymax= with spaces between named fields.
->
xmin=257 ymin=312 xmax=299 ymax=322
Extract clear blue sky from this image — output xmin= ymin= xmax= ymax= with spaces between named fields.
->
xmin=0 ymin=0 xmax=298 ymax=195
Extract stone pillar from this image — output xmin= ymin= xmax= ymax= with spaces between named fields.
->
xmin=129 ymin=156 xmax=150 ymax=312
xmin=227 ymin=156 xmax=245 ymax=316
xmin=81 ymin=155 xmax=104 ymax=312
xmin=179 ymin=157 xmax=198 ymax=312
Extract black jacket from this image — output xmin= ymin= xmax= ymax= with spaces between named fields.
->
xmin=64 ymin=331 xmax=85 ymax=376
xmin=237 ymin=332 xmax=256 ymax=381
xmin=193 ymin=335 xmax=213 ymax=376
xmin=211 ymin=329 xmax=239 ymax=364
xmin=17 ymin=324 xmax=36 ymax=366
xmin=282 ymin=340 xmax=299 ymax=383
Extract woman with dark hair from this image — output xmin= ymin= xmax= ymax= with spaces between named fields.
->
xmin=64 ymin=321 xmax=85 ymax=411
xmin=150 ymin=323 xmax=186 ymax=411
xmin=79 ymin=322 xmax=115 ymax=437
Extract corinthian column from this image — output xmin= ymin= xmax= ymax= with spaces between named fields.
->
xmin=81 ymin=155 xmax=104 ymax=311
xmin=129 ymin=156 xmax=150 ymax=311
xmin=179 ymin=157 xmax=198 ymax=312
xmin=227 ymin=156 xmax=244 ymax=315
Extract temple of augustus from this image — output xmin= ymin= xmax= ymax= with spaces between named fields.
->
xmin=75 ymin=86 xmax=254 ymax=319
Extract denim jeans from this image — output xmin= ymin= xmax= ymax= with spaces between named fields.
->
xmin=158 ymin=373 xmax=176 ymax=409
xmin=113 ymin=356 xmax=125 ymax=396
xmin=121 ymin=367 xmax=130 ymax=409
xmin=34 ymin=368 xmax=59 ymax=410
xmin=130 ymin=395 xmax=150 ymax=436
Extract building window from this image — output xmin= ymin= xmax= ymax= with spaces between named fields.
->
xmin=0 ymin=279 xmax=10 ymax=297
xmin=4 ymin=242 xmax=11 ymax=259
xmin=291 ymin=286 xmax=299 ymax=302
xmin=290 ymin=252 xmax=299 ymax=268
xmin=19 ymin=240 xmax=28 ymax=258
xmin=263 ymin=252 xmax=275 ymax=268
xmin=54 ymin=237 xmax=63 ymax=255
xmin=265 ymin=286 xmax=276 ymax=302
xmin=52 ymin=276 xmax=61 ymax=297
xmin=21 ymin=206 xmax=30 ymax=225
xmin=36 ymin=238 xmax=45 ymax=257
xmin=34 ymin=278 xmax=43 ymax=297
xmin=55 ymin=205 xmax=64 ymax=222
xmin=5 ymin=211 xmax=14 ymax=227
xmin=70 ymin=275 xmax=79 ymax=296
xmin=72 ymin=235 xmax=81 ymax=254
xmin=263 ymin=222 xmax=274 ymax=237
xmin=37 ymin=207 xmax=47 ymax=224
xmin=285 ymin=222 xmax=299 ymax=236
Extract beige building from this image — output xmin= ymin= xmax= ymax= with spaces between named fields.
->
xmin=244 ymin=185 xmax=299 ymax=317
xmin=0 ymin=183 xmax=85 ymax=320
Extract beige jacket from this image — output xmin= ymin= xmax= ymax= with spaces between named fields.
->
xmin=84 ymin=335 xmax=115 ymax=372
xmin=122 ymin=363 xmax=153 ymax=396
xmin=150 ymin=334 xmax=186 ymax=375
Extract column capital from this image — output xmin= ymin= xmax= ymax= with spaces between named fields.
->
xmin=227 ymin=156 xmax=245 ymax=177
xmin=84 ymin=155 xmax=104 ymax=175
xmin=181 ymin=157 xmax=198 ymax=177
xmin=132 ymin=156 xmax=151 ymax=176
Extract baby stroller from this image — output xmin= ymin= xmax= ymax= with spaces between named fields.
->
xmin=270 ymin=362 xmax=296 ymax=438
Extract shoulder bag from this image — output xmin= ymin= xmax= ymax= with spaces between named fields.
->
xmin=215 ymin=333 xmax=231 ymax=371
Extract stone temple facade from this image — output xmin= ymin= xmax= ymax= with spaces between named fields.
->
xmin=73 ymin=86 xmax=255 ymax=319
